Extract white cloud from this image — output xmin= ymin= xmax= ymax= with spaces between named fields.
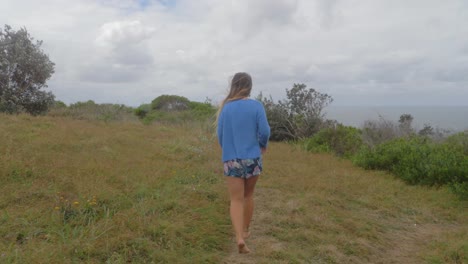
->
xmin=1 ymin=0 xmax=467 ymax=106
xmin=95 ymin=20 xmax=155 ymax=47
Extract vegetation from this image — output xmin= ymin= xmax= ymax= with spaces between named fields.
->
xmin=353 ymin=135 xmax=467 ymax=189
xmin=255 ymin=84 xmax=467 ymax=200
xmin=300 ymin=112 xmax=468 ymax=200
xmin=1 ymin=55 xmax=466 ymax=260
xmin=135 ymin=95 xmax=216 ymax=125
xmin=151 ymin=95 xmax=191 ymax=111
xmin=302 ymin=124 xmax=363 ymax=158
xmin=0 ymin=25 xmax=55 ymax=115
xmin=0 ymin=114 xmax=466 ymax=263
xmin=48 ymin=100 xmax=137 ymax=122
xmin=257 ymin=83 xmax=333 ymax=141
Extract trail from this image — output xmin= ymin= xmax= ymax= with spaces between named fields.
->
xmin=222 ymin=187 xmax=284 ymax=264
xmin=221 ymin=186 xmax=465 ymax=264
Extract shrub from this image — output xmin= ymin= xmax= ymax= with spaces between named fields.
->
xmin=134 ymin=104 xmax=151 ymax=119
xmin=353 ymin=138 xmax=411 ymax=171
xmin=52 ymin=100 xmax=67 ymax=108
xmin=445 ymin=131 xmax=468 ymax=155
xmin=151 ymin=95 xmax=190 ymax=111
xmin=361 ymin=116 xmax=400 ymax=147
xmin=49 ymin=100 xmax=136 ymax=122
xmin=188 ymin=101 xmax=216 ymax=119
xmin=353 ymin=136 xmax=468 ymax=199
xmin=361 ymin=114 xmax=420 ymax=147
xmin=392 ymin=138 xmax=449 ymax=185
xmin=303 ymin=124 xmax=363 ymax=158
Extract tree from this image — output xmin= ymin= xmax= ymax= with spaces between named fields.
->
xmin=0 ymin=25 xmax=55 ymax=115
xmin=283 ymin=83 xmax=333 ymax=138
xmin=257 ymin=84 xmax=333 ymax=140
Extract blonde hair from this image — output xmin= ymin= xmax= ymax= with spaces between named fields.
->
xmin=215 ymin=72 xmax=253 ymax=127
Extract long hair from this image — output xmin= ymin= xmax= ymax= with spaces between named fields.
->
xmin=215 ymin=72 xmax=253 ymax=127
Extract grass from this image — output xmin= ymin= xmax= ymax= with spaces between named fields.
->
xmin=0 ymin=113 xmax=467 ymax=263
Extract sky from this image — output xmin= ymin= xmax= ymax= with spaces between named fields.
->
xmin=1 ymin=0 xmax=468 ymax=106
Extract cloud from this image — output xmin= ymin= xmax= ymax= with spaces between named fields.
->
xmin=316 ymin=0 xmax=341 ymax=29
xmin=1 ymin=0 xmax=467 ymax=106
xmin=96 ymin=20 xmax=155 ymax=47
xmin=77 ymin=20 xmax=156 ymax=83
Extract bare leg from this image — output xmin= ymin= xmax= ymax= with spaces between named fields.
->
xmin=243 ymin=175 xmax=259 ymax=239
xmin=226 ymin=177 xmax=250 ymax=253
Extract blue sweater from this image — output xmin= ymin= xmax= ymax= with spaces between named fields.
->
xmin=217 ymin=99 xmax=270 ymax=162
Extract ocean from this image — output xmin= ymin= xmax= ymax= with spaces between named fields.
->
xmin=325 ymin=106 xmax=468 ymax=132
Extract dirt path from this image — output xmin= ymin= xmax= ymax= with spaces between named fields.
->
xmin=221 ymin=187 xmax=466 ymax=264
xmin=222 ymin=187 xmax=284 ymax=264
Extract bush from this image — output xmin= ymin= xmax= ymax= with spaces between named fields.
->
xmin=353 ymin=138 xmax=411 ymax=171
xmin=361 ymin=116 xmax=401 ymax=147
xmin=49 ymin=100 xmax=136 ymax=122
xmin=52 ymin=100 xmax=67 ymax=108
xmin=151 ymin=95 xmax=190 ymax=111
xmin=188 ymin=101 xmax=216 ymax=119
xmin=134 ymin=104 xmax=151 ymax=119
xmin=360 ymin=113 xmax=429 ymax=147
xmin=353 ymin=136 xmax=468 ymax=198
xmin=445 ymin=131 xmax=468 ymax=155
xmin=138 ymin=96 xmax=215 ymax=125
xmin=303 ymin=125 xmax=363 ymax=158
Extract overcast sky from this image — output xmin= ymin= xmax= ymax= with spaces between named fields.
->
xmin=2 ymin=0 xmax=468 ymax=106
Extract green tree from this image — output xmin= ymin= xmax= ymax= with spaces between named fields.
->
xmin=0 ymin=25 xmax=55 ymax=115
xmin=284 ymin=83 xmax=333 ymax=139
xmin=258 ymin=84 xmax=333 ymax=140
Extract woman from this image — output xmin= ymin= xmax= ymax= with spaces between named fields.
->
xmin=216 ymin=72 xmax=271 ymax=253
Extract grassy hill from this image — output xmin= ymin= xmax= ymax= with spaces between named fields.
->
xmin=0 ymin=114 xmax=466 ymax=263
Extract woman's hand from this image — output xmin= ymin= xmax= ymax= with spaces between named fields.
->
xmin=261 ymin=147 xmax=267 ymax=154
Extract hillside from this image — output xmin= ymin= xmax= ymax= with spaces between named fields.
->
xmin=0 ymin=114 xmax=466 ymax=263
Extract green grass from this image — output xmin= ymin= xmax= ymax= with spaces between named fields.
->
xmin=0 ymin=114 xmax=466 ymax=263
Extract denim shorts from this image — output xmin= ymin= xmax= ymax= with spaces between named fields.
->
xmin=223 ymin=157 xmax=262 ymax=179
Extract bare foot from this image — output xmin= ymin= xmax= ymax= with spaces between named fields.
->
xmin=243 ymin=230 xmax=251 ymax=239
xmin=238 ymin=240 xmax=250 ymax=254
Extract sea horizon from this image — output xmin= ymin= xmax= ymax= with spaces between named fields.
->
xmin=325 ymin=105 xmax=468 ymax=132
